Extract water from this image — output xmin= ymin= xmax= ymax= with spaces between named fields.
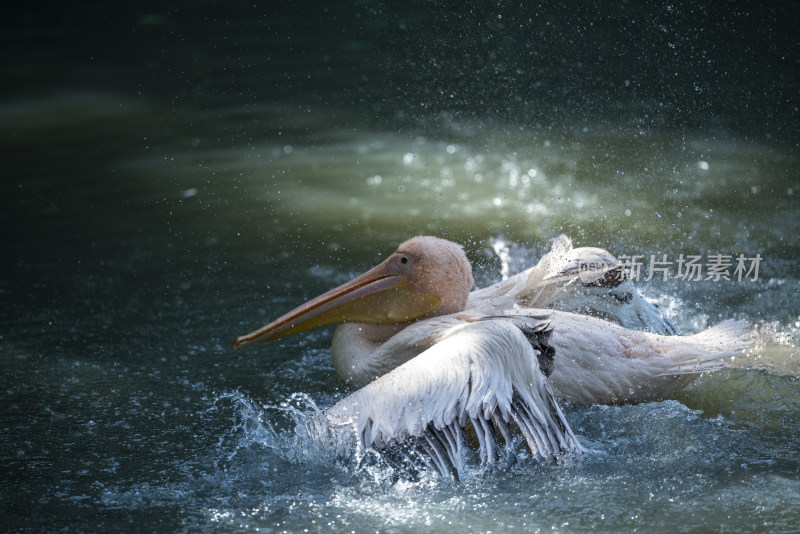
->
xmin=2 ymin=1 xmax=799 ymax=532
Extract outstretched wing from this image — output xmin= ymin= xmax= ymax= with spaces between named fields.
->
xmin=470 ymin=235 xmax=678 ymax=335
xmin=324 ymin=319 xmax=582 ymax=480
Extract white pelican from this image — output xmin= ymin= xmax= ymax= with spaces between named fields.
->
xmin=234 ymin=236 xmax=750 ymax=478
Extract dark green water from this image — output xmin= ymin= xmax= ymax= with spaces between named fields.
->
xmin=2 ymin=1 xmax=799 ymax=532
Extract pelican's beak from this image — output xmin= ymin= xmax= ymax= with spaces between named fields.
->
xmin=233 ymin=256 xmax=440 ymax=349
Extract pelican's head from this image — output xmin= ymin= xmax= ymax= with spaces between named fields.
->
xmin=233 ymin=236 xmax=474 ymax=349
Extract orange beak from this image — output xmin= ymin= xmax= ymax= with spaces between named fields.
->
xmin=233 ymin=255 xmax=440 ymax=349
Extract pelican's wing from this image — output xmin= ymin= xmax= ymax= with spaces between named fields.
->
xmin=324 ymin=319 xmax=582 ymax=480
xmin=471 ymin=235 xmax=678 ymax=335
xmin=551 ymin=279 xmax=679 ymax=335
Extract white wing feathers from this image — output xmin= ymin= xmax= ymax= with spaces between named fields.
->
xmin=517 ymin=235 xmax=622 ymax=307
xmin=469 ymin=235 xmax=678 ymax=335
xmin=325 ymin=319 xmax=582 ymax=479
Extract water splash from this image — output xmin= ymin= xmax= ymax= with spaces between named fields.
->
xmin=211 ymin=390 xmax=335 ymax=465
xmin=491 ymin=238 xmax=512 ymax=280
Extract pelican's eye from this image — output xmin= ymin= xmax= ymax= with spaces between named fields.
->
xmin=391 ymin=253 xmax=416 ymax=273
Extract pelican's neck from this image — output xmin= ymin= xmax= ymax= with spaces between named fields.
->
xmin=331 ymin=322 xmax=434 ymax=387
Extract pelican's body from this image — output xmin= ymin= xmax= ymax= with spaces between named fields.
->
xmin=234 ymin=235 xmax=750 ymax=478
xmin=332 ymin=308 xmax=747 ymax=406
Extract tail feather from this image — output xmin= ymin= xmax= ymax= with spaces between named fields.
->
xmin=658 ymin=319 xmax=752 ymax=375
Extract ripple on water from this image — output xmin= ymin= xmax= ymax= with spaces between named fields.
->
xmin=150 ymin=387 xmax=800 ymax=532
